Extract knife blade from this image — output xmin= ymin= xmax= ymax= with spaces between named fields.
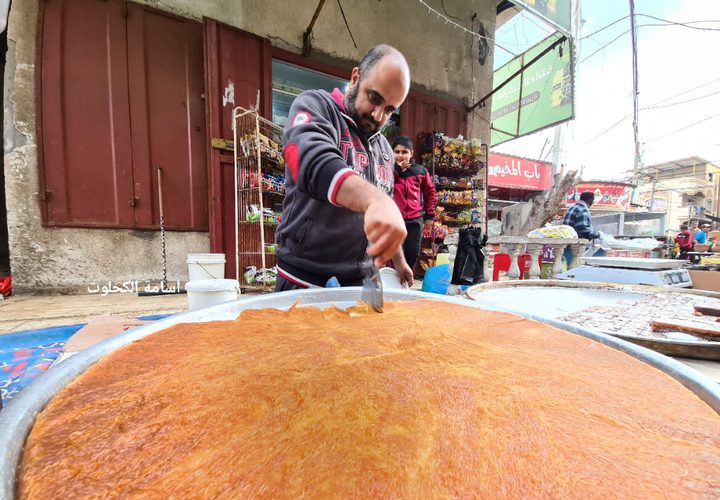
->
xmin=361 ymin=254 xmax=384 ymax=313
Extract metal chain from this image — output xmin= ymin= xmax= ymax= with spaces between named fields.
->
xmin=160 ymin=212 xmax=167 ymax=287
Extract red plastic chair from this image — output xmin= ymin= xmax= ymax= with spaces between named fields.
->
xmin=492 ymin=254 xmax=511 ymax=281
xmin=518 ymin=254 xmax=533 ymax=279
xmin=492 ymin=254 xmax=539 ymax=281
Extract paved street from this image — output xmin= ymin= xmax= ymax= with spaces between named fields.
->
xmin=0 ymin=293 xmax=189 ymax=334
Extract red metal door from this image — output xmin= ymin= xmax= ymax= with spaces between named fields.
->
xmin=39 ymin=0 xmax=134 ymax=227
xmin=126 ymin=4 xmax=207 ymax=230
xmin=400 ymin=90 xmax=467 ymax=157
xmin=203 ymin=19 xmax=271 ymax=278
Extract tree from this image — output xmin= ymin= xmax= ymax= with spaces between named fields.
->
xmin=501 ymin=169 xmax=580 ymax=236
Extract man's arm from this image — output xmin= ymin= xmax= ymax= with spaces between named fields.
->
xmin=334 ymin=175 xmax=407 ymax=267
xmin=282 ymin=91 xmax=355 ymax=203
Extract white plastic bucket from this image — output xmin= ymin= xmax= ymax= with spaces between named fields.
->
xmin=379 ymin=267 xmax=408 ymax=289
xmin=186 ymin=253 xmax=225 ymax=281
xmin=184 ymin=279 xmax=239 ymax=311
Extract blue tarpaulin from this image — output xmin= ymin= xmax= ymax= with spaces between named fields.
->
xmin=0 ymin=324 xmax=82 ymax=406
xmin=0 ymin=314 xmax=171 ymax=407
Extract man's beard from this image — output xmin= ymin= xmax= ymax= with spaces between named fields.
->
xmin=344 ymin=84 xmax=381 ymax=137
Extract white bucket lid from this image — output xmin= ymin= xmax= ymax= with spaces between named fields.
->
xmin=379 ymin=267 xmax=408 ymax=289
xmin=184 ymin=279 xmax=239 ymax=293
xmin=186 ymin=253 xmax=226 ymax=264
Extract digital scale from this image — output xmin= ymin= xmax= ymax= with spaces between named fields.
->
xmin=556 ymin=257 xmax=693 ymax=288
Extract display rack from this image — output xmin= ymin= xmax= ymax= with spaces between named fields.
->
xmin=416 ymin=132 xmax=488 ymax=271
xmin=232 ymin=107 xmax=285 ymax=291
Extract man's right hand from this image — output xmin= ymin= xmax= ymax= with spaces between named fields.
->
xmin=364 ymin=193 xmax=407 ymax=267
xmin=334 ymin=175 xmax=407 ymax=267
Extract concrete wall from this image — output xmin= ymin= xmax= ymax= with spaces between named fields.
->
xmin=131 ymin=0 xmax=496 ymax=136
xmin=4 ymin=0 xmax=496 ymax=292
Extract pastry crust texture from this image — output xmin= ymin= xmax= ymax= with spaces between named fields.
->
xmin=17 ymin=300 xmax=720 ymax=498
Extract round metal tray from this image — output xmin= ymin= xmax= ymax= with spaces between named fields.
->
xmin=2 ymin=288 xmax=720 ymax=498
xmin=466 ymin=280 xmax=720 ymax=360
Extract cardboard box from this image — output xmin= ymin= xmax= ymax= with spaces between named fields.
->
xmin=689 ymin=270 xmax=720 ymax=292
xmin=65 ymin=315 xmax=150 ymax=352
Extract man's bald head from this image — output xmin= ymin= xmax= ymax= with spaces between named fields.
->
xmin=358 ymin=45 xmax=411 ymax=92
xmin=345 ymin=45 xmax=411 ymax=136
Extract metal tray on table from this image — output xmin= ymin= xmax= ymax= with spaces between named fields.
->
xmin=466 ymin=280 xmax=720 ymax=360
xmin=2 ymin=288 xmax=720 ymax=499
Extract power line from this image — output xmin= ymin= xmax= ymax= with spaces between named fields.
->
xmin=644 ymin=113 xmax=720 ymax=144
xmin=578 ymin=28 xmax=630 ymax=65
xmin=575 ymin=79 xmax=720 ymax=148
xmin=651 ymin=77 xmax=720 ymax=105
xmin=643 ymin=89 xmax=720 ymax=110
xmin=581 ymin=15 xmax=630 ymax=39
xmin=416 ymin=0 xmax=516 ymax=55
xmin=636 ymin=14 xmax=720 ymax=32
xmin=578 ymin=113 xmax=631 ymax=147
xmin=578 ymin=19 xmax=720 ymax=66
xmin=583 ymin=14 xmax=720 ymax=43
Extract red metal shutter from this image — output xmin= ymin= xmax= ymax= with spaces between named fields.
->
xmin=126 ymin=4 xmax=207 ymax=230
xmin=39 ymin=0 xmax=134 ymax=227
xmin=204 ymin=20 xmax=272 ymax=278
xmin=400 ymin=89 xmax=467 ymax=156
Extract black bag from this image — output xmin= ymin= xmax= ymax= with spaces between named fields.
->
xmin=450 ymin=227 xmax=487 ymax=286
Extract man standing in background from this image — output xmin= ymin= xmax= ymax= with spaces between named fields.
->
xmin=562 ymin=191 xmax=600 ymax=265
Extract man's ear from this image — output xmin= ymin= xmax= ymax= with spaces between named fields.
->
xmin=349 ymin=67 xmax=360 ymax=85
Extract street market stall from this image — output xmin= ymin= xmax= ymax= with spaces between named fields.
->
xmin=467 ymin=280 xmax=720 ymax=361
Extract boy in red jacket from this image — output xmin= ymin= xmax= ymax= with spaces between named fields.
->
xmin=392 ymin=136 xmax=436 ymax=269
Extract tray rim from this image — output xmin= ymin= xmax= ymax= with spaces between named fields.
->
xmin=2 ymin=288 xmax=720 ymax=498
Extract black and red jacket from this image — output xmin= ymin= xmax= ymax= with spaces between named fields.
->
xmin=393 ymin=163 xmax=436 ymax=221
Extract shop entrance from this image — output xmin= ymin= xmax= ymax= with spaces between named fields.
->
xmin=0 ymin=25 xmax=9 ymax=276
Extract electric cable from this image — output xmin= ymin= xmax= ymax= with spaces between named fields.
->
xmin=644 ymin=112 xmax=720 ymax=144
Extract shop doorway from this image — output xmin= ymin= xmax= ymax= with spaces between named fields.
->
xmin=0 ymin=24 xmax=9 ymax=276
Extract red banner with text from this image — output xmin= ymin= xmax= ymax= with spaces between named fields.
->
xmin=488 ymin=153 xmax=553 ymax=190
xmin=566 ymin=182 xmax=634 ymax=210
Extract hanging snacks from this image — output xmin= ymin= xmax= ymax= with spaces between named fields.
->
xmin=261 ymin=173 xmax=286 ymax=194
xmin=421 ymin=133 xmax=485 ymax=177
xmin=437 ymin=190 xmax=478 ymax=207
xmin=423 ymin=221 xmax=449 ymax=240
xmin=246 ymin=205 xmax=280 ymax=225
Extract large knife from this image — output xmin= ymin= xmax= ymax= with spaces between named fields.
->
xmin=361 ymin=254 xmax=384 ymax=313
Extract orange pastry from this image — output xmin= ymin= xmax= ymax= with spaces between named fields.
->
xmin=17 ymin=300 xmax=720 ymax=498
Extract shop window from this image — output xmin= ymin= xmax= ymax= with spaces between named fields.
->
xmin=271 ymin=60 xmax=348 ymax=127
xmin=38 ymin=0 xmax=207 ymax=230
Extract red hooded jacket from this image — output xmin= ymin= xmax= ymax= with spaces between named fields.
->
xmin=393 ymin=162 xmax=436 ymax=221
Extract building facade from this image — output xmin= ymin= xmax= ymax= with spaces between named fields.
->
xmin=4 ymin=0 xmax=500 ymax=291
xmin=635 ymin=157 xmax=720 ymax=231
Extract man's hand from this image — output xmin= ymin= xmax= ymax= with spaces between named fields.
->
xmin=364 ymin=194 xmax=407 ymax=267
xmin=392 ymin=252 xmax=414 ymax=288
xmin=334 ymin=175 xmax=407 ymax=267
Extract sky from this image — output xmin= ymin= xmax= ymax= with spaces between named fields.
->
xmin=491 ymin=0 xmax=720 ymax=181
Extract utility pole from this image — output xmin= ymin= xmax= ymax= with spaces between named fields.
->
xmin=629 ymin=0 xmax=642 ymax=179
